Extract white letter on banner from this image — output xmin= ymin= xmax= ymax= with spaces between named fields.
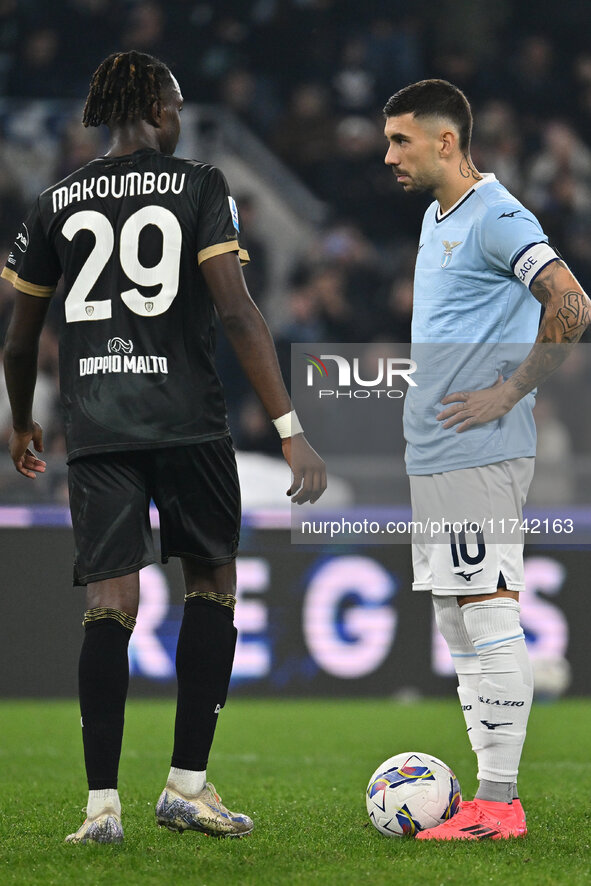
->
xmin=233 ymin=558 xmax=270 ymax=679
xmin=129 ymin=564 xmax=174 ymax=678
xmin=303 ymin=556 xmax=396 ymax=678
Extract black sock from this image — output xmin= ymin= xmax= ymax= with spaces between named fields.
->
xmin=79 ymin=618 xmax=133 ymax=790
xmin=172 ymin=597 xmax=237 ymax=771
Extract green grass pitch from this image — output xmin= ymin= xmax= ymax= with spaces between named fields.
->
xmin=2 ymin=698 xmax=590 ymax=886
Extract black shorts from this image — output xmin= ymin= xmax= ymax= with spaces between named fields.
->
xmin=68 ymin=437 xmax=241 ymax=586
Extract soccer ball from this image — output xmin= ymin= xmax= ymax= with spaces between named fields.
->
xmin=366 ymin=751 xmax=461 ymax=837
xmin=532 ymin=655 xmax=571 ymax=701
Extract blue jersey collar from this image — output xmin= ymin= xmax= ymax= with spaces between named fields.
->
xmin=435 ymin=173 xmax=497 ymax=223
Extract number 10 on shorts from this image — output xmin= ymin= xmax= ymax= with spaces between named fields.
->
xmin=448 ymin=525 xmax=486 ymax=570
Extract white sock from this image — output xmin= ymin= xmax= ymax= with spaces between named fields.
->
xmin=167 ymin=766 xmax=206 ymax=797
xmin=462 ymin=598 xmax=533 ymax=785
xmin=432 ymin=596 xmax=484 ymax=758
xmin=457 ymin=671 xmax=484 ymax=759
xmin=87 ymin=788 xmax=120 ymax=819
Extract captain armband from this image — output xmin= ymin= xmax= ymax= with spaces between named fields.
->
xmin=272 ymin=410 xmax=303 ymax=439
xmin=512 ymin=243 xmax=560 ymax=289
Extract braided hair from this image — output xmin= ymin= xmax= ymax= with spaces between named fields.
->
xmin=83 ymin=51 xmax=173 ymax=128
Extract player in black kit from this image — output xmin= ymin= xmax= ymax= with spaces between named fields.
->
xmin=2 ymin=51 xmax=326 ymax=844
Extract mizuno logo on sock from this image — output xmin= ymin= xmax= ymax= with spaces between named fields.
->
xmin=480 ymin=720 xmax=513 ymax=730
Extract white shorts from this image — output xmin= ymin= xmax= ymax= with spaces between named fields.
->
xmin=410 ymin=457 xmax=535 ymax=596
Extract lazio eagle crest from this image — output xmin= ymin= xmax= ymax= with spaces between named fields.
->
xmin=441 ymin=240 xmax=462 ymax=268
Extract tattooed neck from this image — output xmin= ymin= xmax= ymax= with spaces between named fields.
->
xmin=459 ymin=155 xmax=482 ymax=181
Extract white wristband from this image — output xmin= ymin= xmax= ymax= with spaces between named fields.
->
xmin=272 ymin=410 xmax=303 ymax=439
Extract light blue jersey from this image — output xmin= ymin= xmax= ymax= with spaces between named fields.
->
xmin=404 ymin=174 xmax=557 ymax=475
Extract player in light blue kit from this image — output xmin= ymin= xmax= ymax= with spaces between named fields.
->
xmin=383 ymin=80 xmax=590 ymax=840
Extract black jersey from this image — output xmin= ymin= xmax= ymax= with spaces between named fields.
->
xmin=1 ymin=148 xmax=249 ymax=462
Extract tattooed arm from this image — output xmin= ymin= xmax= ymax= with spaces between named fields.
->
xmin=503 ymin=260 xmax=591 ymax=401
xmin=436 ymin=260 xmax=591 ymax=432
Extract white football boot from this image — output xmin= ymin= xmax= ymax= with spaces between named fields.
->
xmin=156 ymin=782 xmax=253 ymax=837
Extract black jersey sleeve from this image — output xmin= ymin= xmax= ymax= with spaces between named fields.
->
xmin=1 ymin=200 xmax=61 ymax=297
xmin=194 ymin=167 xmax=250 ymax=267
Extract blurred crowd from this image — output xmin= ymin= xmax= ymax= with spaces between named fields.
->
xmin=1 ymin=0 xmax=591 ymax=498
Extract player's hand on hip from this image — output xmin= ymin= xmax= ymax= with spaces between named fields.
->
xmin=282 ymin=434 xmax=327 ymax=504
xmin=436 ymin=375 xmax=513 ymax=432
xmin=8 ymin=421 xmax=47 ymax=479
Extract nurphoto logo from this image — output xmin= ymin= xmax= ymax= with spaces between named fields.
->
xmin=304 ymin=352 xmax=417 ymax=400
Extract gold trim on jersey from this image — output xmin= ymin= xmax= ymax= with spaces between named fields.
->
xmin=197 ymin=240 xmax=250 ymax=266
xmin=1 ymin=267 xmax=55 ymax=297
xmin=82 ymin=607 xmax=137 ymax=632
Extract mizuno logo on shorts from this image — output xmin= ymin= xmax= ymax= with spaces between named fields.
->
xmin=456 ymin=568 xmax=483 ymax=581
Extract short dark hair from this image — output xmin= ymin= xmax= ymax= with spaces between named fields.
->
xmin=383 ymin=79 xmax=473 ymax=153
xmin=83 ymin=51 xmax=173 ymax=128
